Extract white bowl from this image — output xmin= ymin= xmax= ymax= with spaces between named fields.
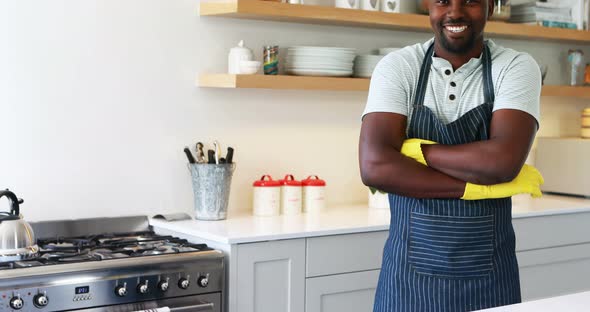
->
xmin=239 ymin=60 xmax=261 ymax=75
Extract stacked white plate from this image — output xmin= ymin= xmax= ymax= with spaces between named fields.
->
xmin=354 ymin=55 xmax=384 ymax=78
xmin=286 ymin=46 xmax=356 ymax=77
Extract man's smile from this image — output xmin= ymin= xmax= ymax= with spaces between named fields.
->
xmin=444 ymin=25 xmax=469 ymax=33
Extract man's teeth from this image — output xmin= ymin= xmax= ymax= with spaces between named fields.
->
xmin=445 ymin=25 xmax=468 ymax=33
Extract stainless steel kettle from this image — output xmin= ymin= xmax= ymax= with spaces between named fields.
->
xmin=0 ymin=189 xmax=39 ymax=262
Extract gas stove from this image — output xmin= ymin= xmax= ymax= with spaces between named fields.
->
xmin=0 ymin=216 xmax=223 ymax=312
xmin=1 ymin=232 xmax=211 ymax=269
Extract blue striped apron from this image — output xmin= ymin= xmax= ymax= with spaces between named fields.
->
xmin=373 ymin=42 xmax=521 ymax=312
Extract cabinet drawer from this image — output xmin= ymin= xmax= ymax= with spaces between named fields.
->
xmin=305 ymin=269 xmax=380 ymax=312
xmin=306 ymin=231 xmax=388 ymax=277
xmin=513 ymin=211 xmax=590 ymax=251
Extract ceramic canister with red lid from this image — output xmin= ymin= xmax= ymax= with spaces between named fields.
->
xmin=279 ymin=174 xmax=302 ymax=215
xmin=302 ymin=175 xmax=326 ymax=213
xmin=252 ymin=175 xmax=281 ymax=217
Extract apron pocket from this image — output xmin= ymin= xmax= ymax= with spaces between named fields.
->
xmin=408 ymin=212 xmax=495 ymax=278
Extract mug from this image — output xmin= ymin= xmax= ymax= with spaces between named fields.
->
xmin=335 ymin=0 xmax=359 ymax=9
xmin=360 ymin=0 xmax=379 ymax=11
xmin=381 ymin=0 xmax=417 ymax=13
xmin=287 ymin=0 xmax=304 ymax=4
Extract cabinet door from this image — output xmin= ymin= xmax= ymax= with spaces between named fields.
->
xmin=236 ymin=238 xmax=305 ymax=312
xmin=518 ymin=243 xmax=590 ymax=301
xmin=306 ymin=270 xmax=380 ymax=312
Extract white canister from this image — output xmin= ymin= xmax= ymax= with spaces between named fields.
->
xmin=252 ymin=175 xmax=281 ymax=217
xmin=302 ymin=175 xmax=326 ymax=213
xmin=228 ymin=40 xmax=254 ymax=75
xmin=368 ymin=189 xmax=389 ymax=209
xmin=279 ymin=174 xmax=302 ymax=215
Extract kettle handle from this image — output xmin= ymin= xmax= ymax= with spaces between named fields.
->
xmin=0 ymin=189 xmax=21 ymax=216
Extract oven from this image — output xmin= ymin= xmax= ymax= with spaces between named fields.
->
xmin=0 ymin=216 xmax=224 ymax=312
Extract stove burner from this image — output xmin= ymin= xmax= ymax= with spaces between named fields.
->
xmin=1 ymin=230 xmax=213 ymax=269
xmin=14 ymin=260 xmax=45 ymax=267
xmin=0 ymin=262 xmax=14 ymax=270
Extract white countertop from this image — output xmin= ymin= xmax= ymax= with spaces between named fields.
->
xmin=149 ymin=194 xmax=590 ymax=244
xmin=477 ymin=291 xmax=590 ymax=311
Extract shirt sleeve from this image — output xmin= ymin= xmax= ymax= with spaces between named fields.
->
xmin=361 ymin=54 xmax=413 ymax=120
xmin=493 ymin=53 xmax=542 ymax=126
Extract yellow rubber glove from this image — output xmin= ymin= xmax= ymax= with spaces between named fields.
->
xmin=400 ymin=138 xmax=438 ymax=166
xmin=461 ymin=164 xmax=545 ymax=200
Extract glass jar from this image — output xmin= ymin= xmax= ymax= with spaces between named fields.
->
xmin=491 ymin=0 xmax=511 ymax=21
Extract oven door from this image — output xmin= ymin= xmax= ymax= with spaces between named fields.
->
xmin=71 ymin=292 xmax=221 ymax=312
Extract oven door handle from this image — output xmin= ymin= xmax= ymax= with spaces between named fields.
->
xmin=169 ymin=303 xmax=215 ymax=312
xmin=134 ymin=303 xmax=214 ymax=312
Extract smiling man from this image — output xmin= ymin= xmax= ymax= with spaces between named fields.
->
xmin=359 ymin=0 xmax=543 ymax=311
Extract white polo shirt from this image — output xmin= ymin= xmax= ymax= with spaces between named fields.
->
xmin=362 ymin=38 xmax=541 ymax=127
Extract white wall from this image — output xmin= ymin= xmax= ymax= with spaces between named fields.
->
xmin=0 ymin=0 xmax=588 ymax=221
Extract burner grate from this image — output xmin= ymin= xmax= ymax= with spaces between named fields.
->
xmin=0 ymin=230 xmax=212 ymax=269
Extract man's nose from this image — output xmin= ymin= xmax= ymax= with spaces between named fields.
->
xmin=446 ymin=0 xmax=466 ymax=20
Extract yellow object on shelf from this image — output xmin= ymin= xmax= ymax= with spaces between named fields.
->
xmin=581 ymin=108 xmax=590 ymax=138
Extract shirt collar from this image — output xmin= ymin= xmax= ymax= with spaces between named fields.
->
xmin=425 ymin=38 xmax=493 ymax=75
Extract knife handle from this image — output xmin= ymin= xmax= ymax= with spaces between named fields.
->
xmin=207 ymin=150 xmax=216 ymax=164
xmin=184 ymin=147 xmax=196 ymax=164
xmin=226 ymin=147 xmax=234 ymax=164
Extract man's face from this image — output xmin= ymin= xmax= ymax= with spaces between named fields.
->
xmin=429 ymin=0 xmax=493 ymax=54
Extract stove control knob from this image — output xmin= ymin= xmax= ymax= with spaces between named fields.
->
xmin=197 ymin=275 xmax=209 ymax=288
xmin=33 ymin=293 xmax=49 ymax=307
xmin=137 ymin=280 xmax=149 ymax=294
xmin=178 ymin=277 xmax=190 ymax=290
xmin=158 ymin=279 xmax=170 ymax=292
xmin=10 ymin=296 xmax=24 ymax=310
xmin=115 ymin=283 xmax=128 ymax=297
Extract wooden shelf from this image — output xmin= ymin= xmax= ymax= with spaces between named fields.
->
xmin=200 ymin=0 xmax=590 ymax=44
xmin=199 ymin=74 xmax=590 ymax=98
xmin=198 ymin=74 xmax=370 ymax=91
xmin=541 ymin=85 xmax=590 ymax=98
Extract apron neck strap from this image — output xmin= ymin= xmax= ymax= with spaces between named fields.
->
xmin=482 ymin=43 xmax=494 ymax=104
xmin=413 ymin=41 xmax=494 ymax=106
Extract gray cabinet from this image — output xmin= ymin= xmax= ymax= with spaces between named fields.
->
xmin=513 ymin=211 xmax=590 ymax=301
xmin=236 ymin=238 xmax=306 ymax=312
xmin=305 ymin=270 xmax=380 ymax=312
xmin=518 ymin=243 xmax=590 ymax=300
